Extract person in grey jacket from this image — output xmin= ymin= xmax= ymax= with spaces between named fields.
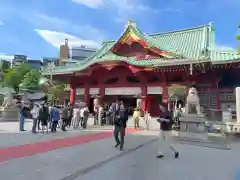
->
xmin=156 ymin=104 xmax=179 ymax=159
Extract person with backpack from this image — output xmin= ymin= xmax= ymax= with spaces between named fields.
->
xmin=113 ymin=101 xmax=128 ymax=151
xmin=38 ymin=102 xmax=49 ymax=132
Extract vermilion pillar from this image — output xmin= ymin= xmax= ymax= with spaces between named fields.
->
xmin=84 ymin=86 xmax=89 ymax=106
xmin=99 ymin=86 xmax=105 ymax=105
xmin=99 ymin=86 xmax=105 ymax=98
xmin=162 ymin=72 xmax=168 ymax=105
xmin=162 ymin=85 xmax=168 ymax=104
xmin=70 ymin=86 xmax=76 ymax=105
xmin=215 ymin=80 xmax=220 ymax=109
xmin=141 ymin=85 xmax=147 ymax=112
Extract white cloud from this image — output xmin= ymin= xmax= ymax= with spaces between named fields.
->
xmin=72 ymin=0 xmax=103 ymax=8
xmin=0 ymin=21 xmax=4 ymax=26
xmin=0 ymin=53 xmax=13 ymax=60
xmin=25 ymin=13 xmax=106 ymax=42
xmin=72 ymin=0 xmax=159 ymax=22
xmin=24 ymin=12 xmax=106 ymax=48
xmin=35 ymin=29 xmax=100 ymax=48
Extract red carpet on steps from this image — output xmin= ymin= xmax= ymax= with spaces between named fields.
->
xmin=0 ymin=128 xmax=138 ymax=162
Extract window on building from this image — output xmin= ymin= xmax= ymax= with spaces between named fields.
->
xmin=105 ymin=77 xmax=119 ymax=84
xmin=218 ymin=72 xmax=237 ymax=88
xmin=126 ymin=76 xmax=140 ymax=83
xmin=90 ymin=79 xmax=98 ymax=85
xmin=169 ymin=76 xmax=183 ymax=82
xmin=148 ymin=76 xmax=160 ymax=82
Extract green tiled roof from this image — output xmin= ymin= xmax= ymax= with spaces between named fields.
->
xmin=209 ymin=49 xmax=240 ymax=64
xmin=43 ymin=21 xmax=240 ymax=75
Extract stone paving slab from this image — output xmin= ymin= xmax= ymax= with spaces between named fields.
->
xmin=0 ymin=134 xmax=157 ymax=180
xmin=0 ymin=116 xmax=160 ymax=133
xmin=1 ymin=131 xmax=240 ymax=180
xmin=0 ymin=129 xmax=103 ymax=147
xmin=0 ymin=116 xmax=158 ymax=148
xmin=77 ymin=140 xmax=240 ymax=180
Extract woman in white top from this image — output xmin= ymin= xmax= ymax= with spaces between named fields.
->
xmin=72 ymin=105 xmax=80 ymax=128
xmin=31 ymin=103 xmax=40 ymax=133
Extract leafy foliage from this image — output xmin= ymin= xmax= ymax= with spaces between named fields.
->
xmin=3 ymin=63 xmax=31 ymax=92
xmin=0 ymin=60 xmax=10 ymax=72
xmin=167 ymin=85 xmax=187 ymax=101
xmin=47 ymin=84 xmax=66 ymax=100
xmin=20 ymin=69 xmax=41 ymax=91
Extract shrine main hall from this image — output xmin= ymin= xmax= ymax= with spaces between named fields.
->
xmin=44 ymin=21 xmax=240 ymax=116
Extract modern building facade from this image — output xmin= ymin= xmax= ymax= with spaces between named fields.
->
xmin=44 ymin=21 xmax=240 ymax=116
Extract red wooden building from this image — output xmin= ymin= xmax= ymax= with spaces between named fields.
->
xmin=44 ymin=21 xmax=240 ymax=116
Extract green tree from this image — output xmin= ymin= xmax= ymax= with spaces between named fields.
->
xmin=48 ymin=84 xmax=65 ymax=101
xmin=20 ymin=69 xmax=41 ymax=91
xmin=3 ymin=63 xmax=31 ymax=93
xmin=0 ymin=60 xmax=10 ymax=72
xmin=167 ymin=85 xmax=187 ymax=101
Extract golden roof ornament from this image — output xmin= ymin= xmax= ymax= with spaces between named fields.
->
xmin=125 ymin=19 xmax=136 ymax=30
xmin=125 ymin=19 xmax=131 ymax=30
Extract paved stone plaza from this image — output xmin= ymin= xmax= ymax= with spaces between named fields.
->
xmin=0 ymin=129 xmax=240 ymax=180
xmin=0 ymin=118 xmax=240 ymax=180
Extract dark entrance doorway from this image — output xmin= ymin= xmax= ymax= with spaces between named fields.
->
xmin=119 ymin=95 xmax=137 ymax=115
xmin=104 ymin=95 xmax=137 ymax=115
xmin=89 ymin=97 xmax=94 ymax=113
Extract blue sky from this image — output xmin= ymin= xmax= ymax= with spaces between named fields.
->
xmin=0 ymin=0 xmax=239 ymax=60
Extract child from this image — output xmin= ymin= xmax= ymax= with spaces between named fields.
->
xmin=133 ymin=108 xmax=140 ymax=129
xmin=51 ymin=105 xmax=60 ymax=132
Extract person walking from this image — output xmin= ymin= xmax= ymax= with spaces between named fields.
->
xmin=38 ymin=102 xmax=49 ymax=133
xmin=67 ymin=104 xmax=73 ymax=127
xmin=31 ymin=103 xmax=40 ymax=133
xmin=72 ymin=105 xmax=80 ymax=128
xmin=19 ymin=102 xmax=30 ymax=132
xmin=109 ymin=101 xmax=119 ymax=125
xmin=99 ymin=105 xmax=104 ymax=126
xmin=113 ymin=101 xmax=128 ymax=151
xmin=82 ymin=106 xmax=89 ymax=129
xmin=48 ymin=103 xmax=53 ymax=129
xmin=156 ymin=104 xmax=179 ymax=159
xmin=80 ymin=107 xmax=84 ymax=128
xmin=133 ymin=108 xmax=140 ymax=129
xmin=61 ymin=105 xmax=68 ymax=131
xmin=144 ymin=111 xmax=151 ymax=131
xmin=51 ymin=105 xmax=60 ymax=132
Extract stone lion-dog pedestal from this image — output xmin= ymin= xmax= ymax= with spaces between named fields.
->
xmin=178 ymin=87 xmax=207 ymax=141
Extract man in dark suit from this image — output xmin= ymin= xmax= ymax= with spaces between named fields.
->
xmin=113 ymin=101 xmax=128 ymax=151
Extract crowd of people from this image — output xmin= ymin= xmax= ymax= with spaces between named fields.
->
xmin=18 ymin=100 xmax=180 ymax=157
xmin=19 ymin=102 xmax=90 ymax=133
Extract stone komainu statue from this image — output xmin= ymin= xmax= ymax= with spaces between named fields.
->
xmin=1 ymin=91 xmax=14 ymax=108
xmin=185 ymin=87 xmax=201 ymax=114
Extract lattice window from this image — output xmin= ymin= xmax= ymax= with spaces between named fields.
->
xmin=198 ymin=92 xmax=216 ymax=109
xmin=126 ymin=76 xmax=140 ymax=83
